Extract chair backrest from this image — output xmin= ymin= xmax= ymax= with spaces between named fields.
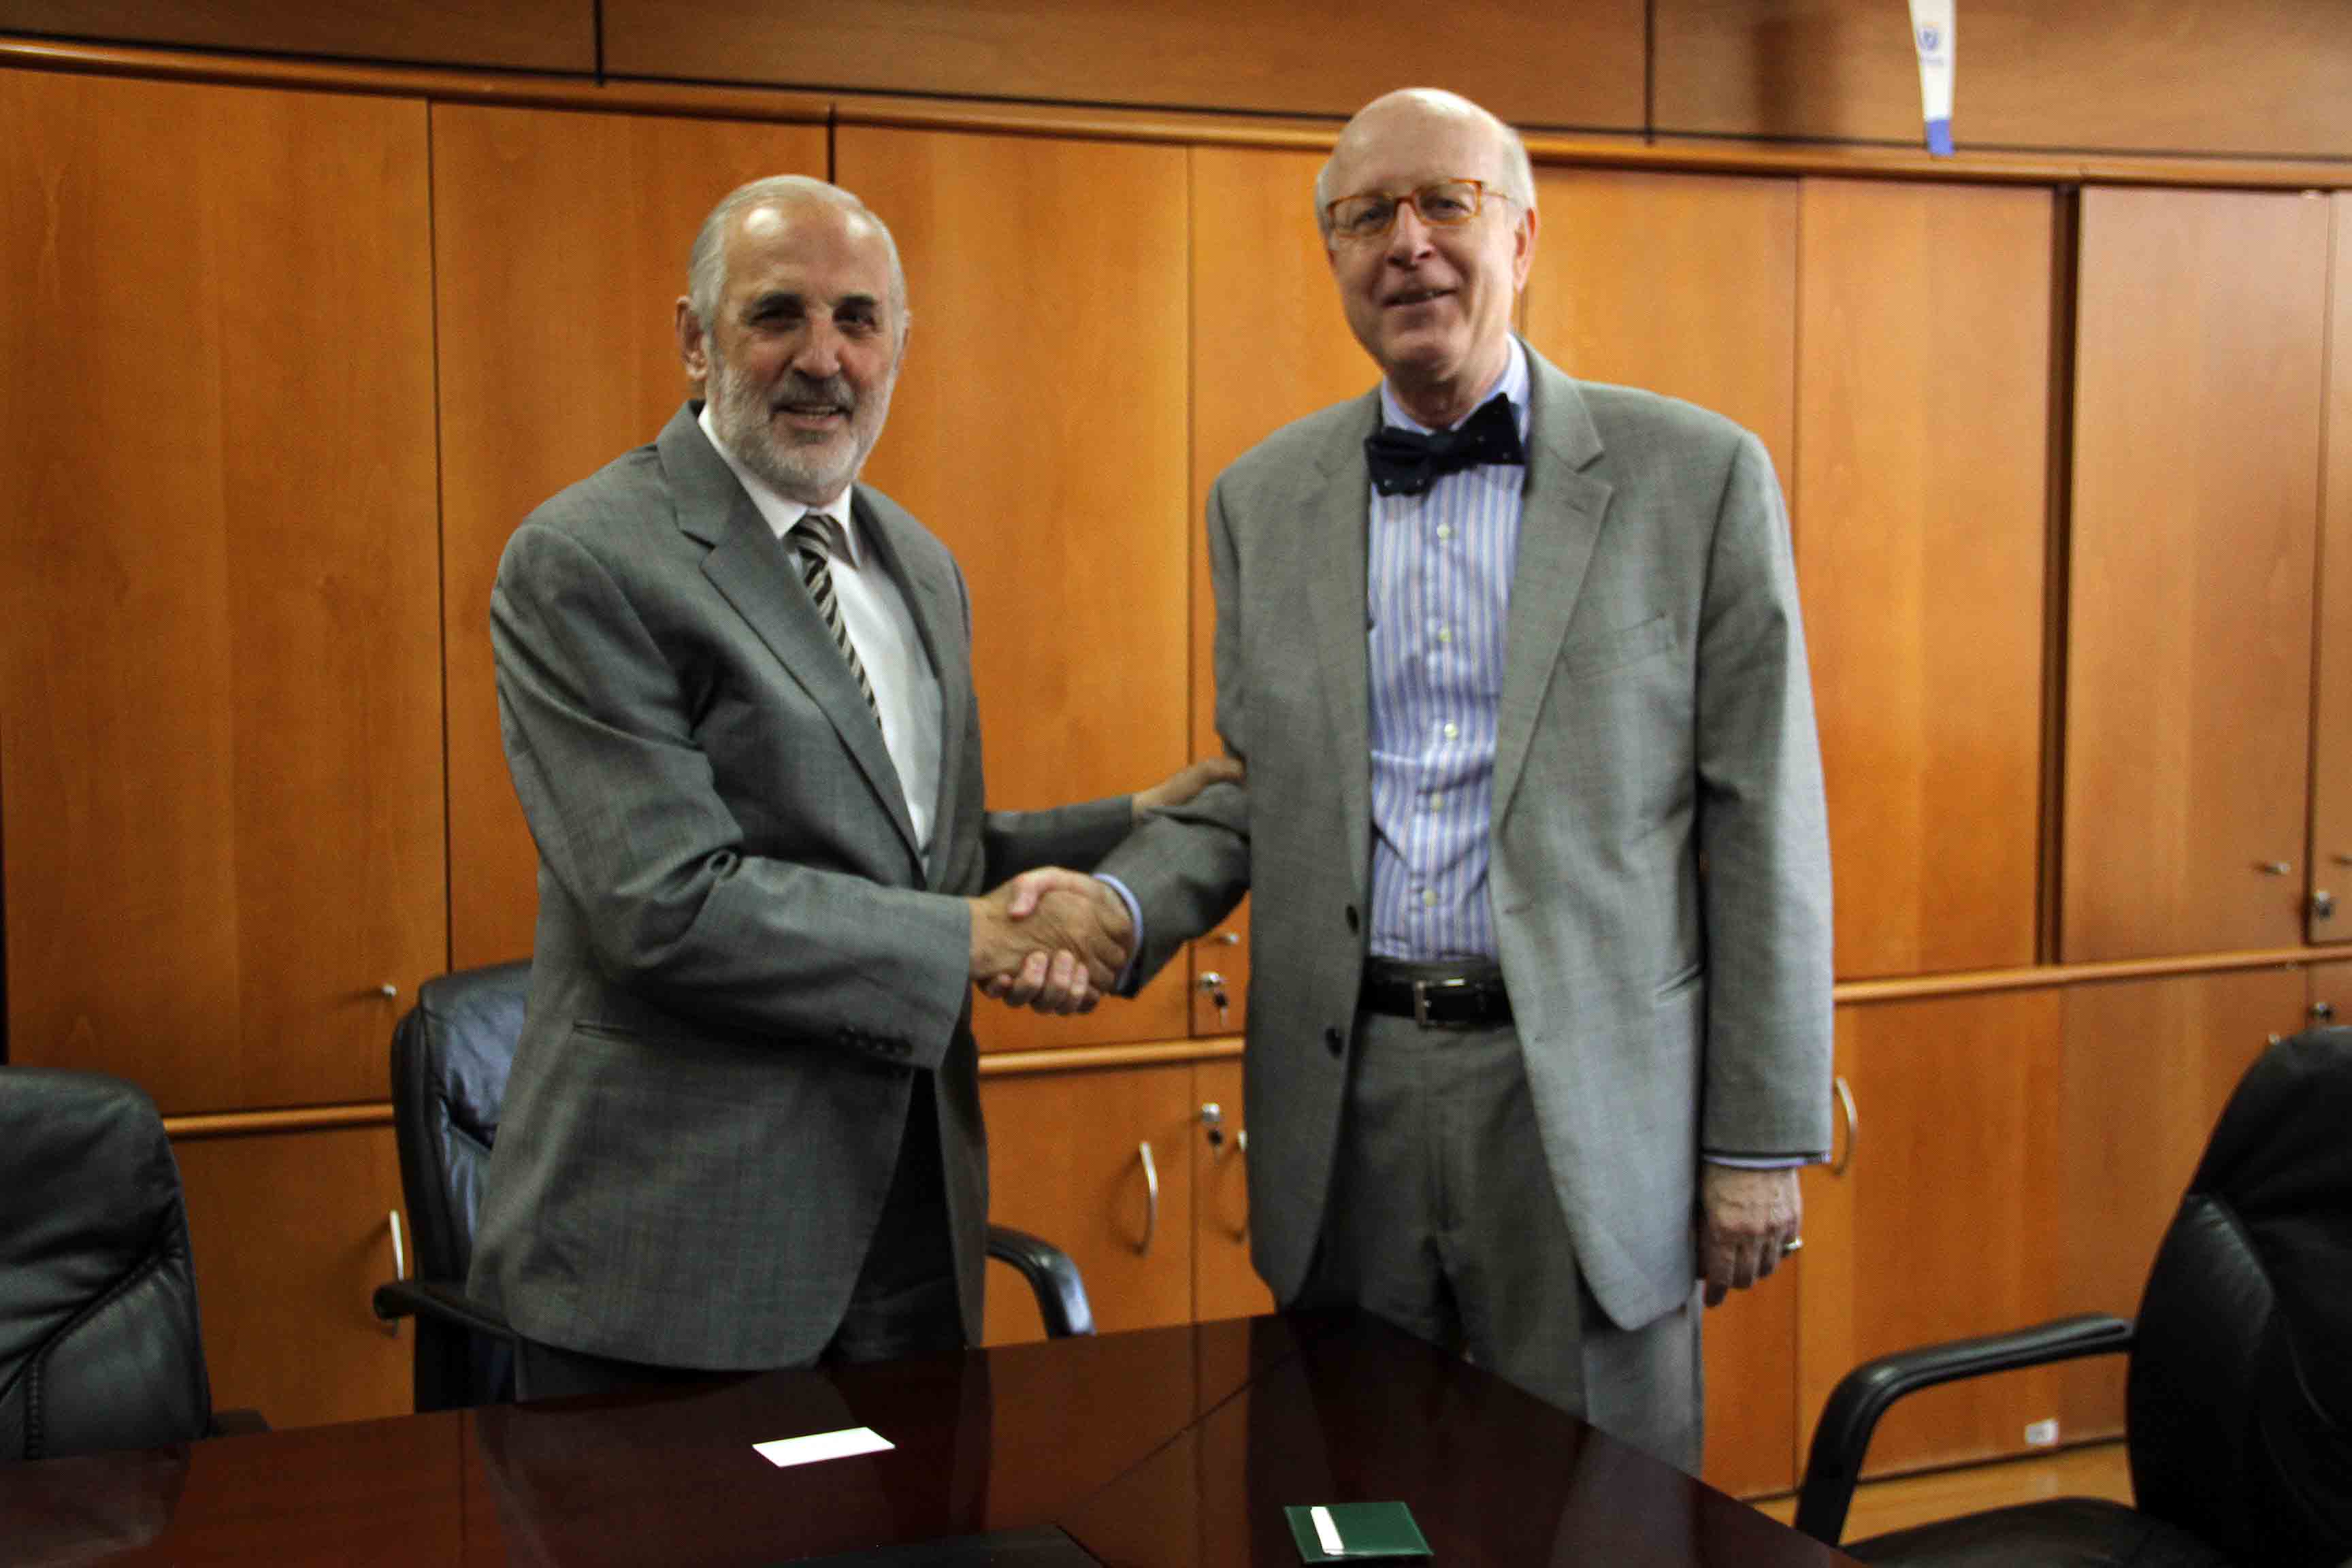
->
xmin=387 ymin=962 xmax=530 ymax=1407
xmin=2126 ymin=1026 xmax=2352 ymax=1567
xmin=0 ymin=1068 xmax=212 ymax=1460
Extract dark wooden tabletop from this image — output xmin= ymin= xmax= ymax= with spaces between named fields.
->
xmin=0 ymin=1313 xmax=1855 ymax=1567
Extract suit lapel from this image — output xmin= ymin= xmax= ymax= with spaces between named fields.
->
xmin=660 ymin=407 xmax=924 ymax=868
xmin=1493 ymin=352 xmax=1614 ymax=830
xmin=1305 ymin=393 xmax=1382 ymax=902
xmin=854 ymin=488 xmax=968 ymax=890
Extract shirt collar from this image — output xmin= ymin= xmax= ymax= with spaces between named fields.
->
xmin=1377 ymin=335 xmax=1531 ymax=442
xmin=696 ymin=400 xmax=864 ymax=567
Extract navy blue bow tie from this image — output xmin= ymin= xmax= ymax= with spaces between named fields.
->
xmin=1364 ymin=394 xmax=1526 ymax=497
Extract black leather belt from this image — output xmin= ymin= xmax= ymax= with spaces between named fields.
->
xmin=1360 ymin=958 xmax=1513 ymax=1029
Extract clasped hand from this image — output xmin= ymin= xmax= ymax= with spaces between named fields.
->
xmin=968 ymin=868 xmax=1132 ymax=1016
xmin=966 ymin=755 xmax=1242 ymax=1016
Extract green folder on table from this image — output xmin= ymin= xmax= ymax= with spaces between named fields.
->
xmin=1283 ymin=1501 xmax=1433 ymax=1561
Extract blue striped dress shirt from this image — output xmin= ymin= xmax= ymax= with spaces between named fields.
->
xmin=1365 ymin=338 xmax=1531 ymax=961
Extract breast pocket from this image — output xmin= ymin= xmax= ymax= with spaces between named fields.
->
xmin=1558 ymin=613 xmax=1676 ymax=681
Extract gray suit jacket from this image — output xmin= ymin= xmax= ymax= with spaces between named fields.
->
xmin=1100 ymin=344 xmax=1834 ymax=1331
xmin=470 ymin=403 xmax=1132 ymax=1368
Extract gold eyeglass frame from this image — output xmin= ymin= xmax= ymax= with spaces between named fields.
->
xmin=1322 ymin=177 xmax=1515 ymax=242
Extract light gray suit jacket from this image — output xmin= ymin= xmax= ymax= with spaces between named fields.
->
xmin=1100 ymin=344 xmax=1834 ymax=1331
xmin=470 ymin=403 xmax=1132 ymax=1368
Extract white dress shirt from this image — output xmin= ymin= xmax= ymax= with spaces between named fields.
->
xmin=698 ymin=405 xmax=943 ymax=854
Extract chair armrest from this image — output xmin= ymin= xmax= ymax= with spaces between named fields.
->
xmin=985 ymin=1224 xmax=1095 ymax=1339
xmin=1793 ymin=1311 xmax=2135 ymax=1546
xmin=372 ymin=1278 xmax=517 ymax=1341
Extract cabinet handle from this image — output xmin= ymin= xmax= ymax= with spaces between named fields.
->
xmin=380 ymin=1210 xmax=408 ymax=1337
xmin=1209 ymin=930 xmax=1241 ymax=946
xmin=2257 ymin=860 xmax=2294 ymax=877
xmin=1830 ymin=1075 xmax=1859 ymax=1177
xmin=1134 ymin=1142 xmax=1159 ymax=1256
xmin=378 ymin=983 xmax=400 ymax=1000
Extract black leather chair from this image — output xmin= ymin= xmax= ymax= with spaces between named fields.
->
xmin=372 ymin=964 xmax=1095 ymax=1411
xmin=1793 ymin=1027 xmax=2352 ymax=1567
xmin=0 ymin=1068 xmax=229 ymax=1460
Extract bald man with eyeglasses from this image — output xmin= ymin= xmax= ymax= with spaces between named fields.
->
xmin=1094 ymin=88 xmax=1833 ymax=1469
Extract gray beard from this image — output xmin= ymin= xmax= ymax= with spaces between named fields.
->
xmin=706 ymin=352 xmax=881 ymax=506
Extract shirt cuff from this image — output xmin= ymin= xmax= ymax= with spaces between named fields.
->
xmin=1701 ymin=1152 xmax=1827 ymax=1170
xmin=1095 ymin=874 xmax=1145 ymax=994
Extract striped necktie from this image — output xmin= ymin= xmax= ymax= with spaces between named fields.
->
xmin=787 ymin=512 xmax=881 ymax=725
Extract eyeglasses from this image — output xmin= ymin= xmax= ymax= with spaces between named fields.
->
xmin=1323 ymin=178 xmax=1514 ymax=242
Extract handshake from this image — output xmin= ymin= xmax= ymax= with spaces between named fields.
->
xmin=966 ymin=868 xmax=1136 ymax=1016
xmin=964 ymin=755 xmax=1241 ymax=1015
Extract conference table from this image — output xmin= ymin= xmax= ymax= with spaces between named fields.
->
xmin=3 ymin=1311 xmax=1857 ymax=1565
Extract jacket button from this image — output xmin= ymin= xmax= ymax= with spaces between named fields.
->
xmin=1344 ymin=905 xmax=1360 ymax=933
xmin=1324 ymin=1026 xmax=1343 ymax=1057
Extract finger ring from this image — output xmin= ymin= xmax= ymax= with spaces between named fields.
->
xmin=1780 ymin=1237 xmax=1803 ymax=1256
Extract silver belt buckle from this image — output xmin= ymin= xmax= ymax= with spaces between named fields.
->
xmin=1411 ymin=976 xmax=1470 ymax=1028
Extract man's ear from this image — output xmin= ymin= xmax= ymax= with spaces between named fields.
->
xmin=675 ymin=296 xmax=709 ymax=382
xmin=1511 ymin=205 xmax=1539 ymax=292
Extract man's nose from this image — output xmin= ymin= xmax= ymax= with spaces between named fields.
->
xmin=791 ymin=319 xmax=844 ymax=377
xmin=1385 ymin=202 xmax=1435 ymax=261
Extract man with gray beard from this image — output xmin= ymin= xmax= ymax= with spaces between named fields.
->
xmin=469 ymin=176 xmax=1222 ymax=1397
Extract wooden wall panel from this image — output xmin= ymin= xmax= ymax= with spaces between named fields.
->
xmin=2053 ymin=968 xmax=2301 ymax=1443
xmin=2309 ymin=194 xmax=2352 ymax=945
xmin=0 ymin=69 xmax=444 ymax=1111
xmin=1653 ymin=0 xmax=2352 ymax=160
xmin=0 ymin=0 xmax=594 ymax=73
xmin=176 ymin=1125 xmax=410 ymax=1426
xmin=1800 ymin=991 xmax=2065 ymax=1475
xmin=1797 ymin=180 xmax=2051 ymax=978
xmin=1522 ymin=169 xmax=1798 ymax=481
xmin=609 ymin=0 xmax=1644 ymax=129
xmin=2062 ymin=188 xmax=2330 ymax=962
xmin=838 ymin=126 xmax=1193 ymax=1051
xmin=432 ymin=106 xmax=826 ymax=968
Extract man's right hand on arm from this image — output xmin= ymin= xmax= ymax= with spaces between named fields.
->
xmin=968 ymin=868 xmax=1133 ymax=1016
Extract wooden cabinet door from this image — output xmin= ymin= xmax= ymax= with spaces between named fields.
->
xmin=2309 ymin=194 xmax=2352 ymax=945
xmin=1703 ymin=1245 xmax=1799 ymax=1499
xmin=1800 ymin=990 xmax=2067 ymax=1476
xmin=2063 ymin=187 xmax=2330 ymax=961
xmin=0 ymin=70 xmax=444 ymax=1113
xmin=175 ymin=1124 xmax=411 ymax=1428
xmin=1797 ymin=179 xmax=2054 ymax=979
xmin=980 ymin=1065 xmax=1197 ymax=1344
xmin=1190 ymin=1058 xmax=1274 ymax=1323
xmin=2308 ymin=960 xmax=2352 ymax=1028
xmin=2053 ymin=968 xmax=2304 ymax=1443
xmin=431 ymin=106 xmax=828 ymax=969
xmin=1188 ymin=921 xmax=1249 ymax=1038
xmin=0 ymin=0 xmax=594 ymax=71
xmin=838 ymin=127 xmax=1193 ymax=1053
xmin=1521 ymin=169 xmax=1797 ymax=483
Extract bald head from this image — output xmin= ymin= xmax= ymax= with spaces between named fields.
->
xmin=1313 ymin=86 xmax=1539 ymax=429
xmin=1315 ymin=88 xmax=1536 ymax=235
